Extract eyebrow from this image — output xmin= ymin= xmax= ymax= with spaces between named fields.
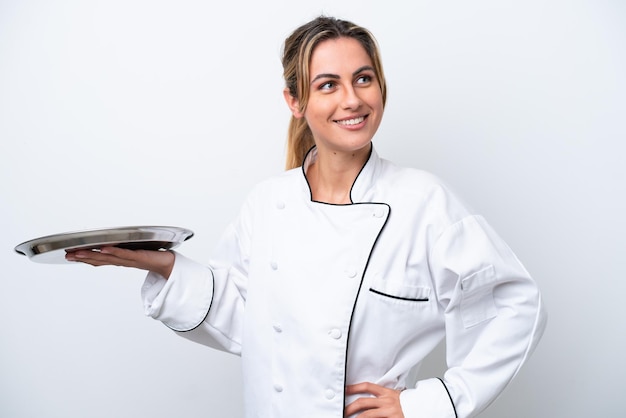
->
xmin=310 ymin=65 xmax=375 ymax=85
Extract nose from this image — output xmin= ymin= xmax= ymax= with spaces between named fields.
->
xmin=341 ymin=85 xmax=362 ymax=110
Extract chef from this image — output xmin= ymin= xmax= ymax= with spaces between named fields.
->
xmin=68 ymin=15 xmax=547 ymax=418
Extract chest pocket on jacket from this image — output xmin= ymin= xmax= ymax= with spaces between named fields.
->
xmin=369 ymin=280 xmax=431 ymax=308
xmin=460 ymin=265 xmax=498 ymax=328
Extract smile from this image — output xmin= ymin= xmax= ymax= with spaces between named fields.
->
xmin=335 ymin=116 xmax=366 ymax=126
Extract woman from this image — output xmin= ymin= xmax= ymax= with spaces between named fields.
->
xmin=67 ymin=16 xmax=547 ymax=418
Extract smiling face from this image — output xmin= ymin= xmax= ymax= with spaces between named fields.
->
xmin=285 ymin=37 xmax=384 ymax=157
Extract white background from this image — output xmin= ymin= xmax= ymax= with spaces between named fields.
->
xmin=1 ymin=1 xmax=624 ymax=417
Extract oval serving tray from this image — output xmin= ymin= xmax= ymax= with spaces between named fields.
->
xmin=14 ymin=226 xmax=194 ymax=264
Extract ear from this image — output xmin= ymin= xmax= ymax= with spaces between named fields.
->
xmin=283 ymin=88 xmax=304 ymax=119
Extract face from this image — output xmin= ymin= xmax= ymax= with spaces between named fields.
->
xmin=286 ymin=37 xmax=384 ymax=156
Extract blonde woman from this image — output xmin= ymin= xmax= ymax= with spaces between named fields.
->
xmin=68 ymin=16 xmax=547 ymax=418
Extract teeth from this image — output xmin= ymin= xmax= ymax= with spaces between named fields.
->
xmin=337 ymin=116 xmax=364 ymax=126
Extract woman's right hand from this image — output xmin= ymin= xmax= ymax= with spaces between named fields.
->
xmin=65 ymin=246 xmax=175 ymax=279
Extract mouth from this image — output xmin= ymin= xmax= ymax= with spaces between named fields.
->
xmin=334 ymin=115 xmax=367 ymax=126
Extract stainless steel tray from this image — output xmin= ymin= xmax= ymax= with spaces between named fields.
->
xmin=14 ymin=226 xmax=194 ymax=264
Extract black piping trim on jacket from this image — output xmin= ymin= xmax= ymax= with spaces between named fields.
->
xmin=436 ymin=377 xmax=458 ymax=418
xmin=302 ymin=142 xmax=386 ymax=410
xmin=168 ymin=268 xmax=216 ymax=333
xmin=369 ymin=288 xmax=429 ymax=302
xmin=301 ymin=143 xmax=374 ymax=205
xmin=341 ymin=202 xmax=391 ymax=408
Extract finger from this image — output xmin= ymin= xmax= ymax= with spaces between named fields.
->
xmin=345 ymin=383 xmax=404 ymax=418
xmin=98 ymin=246 xmax=140 ymax=260
xmin=66 ymin=247 xmax=142 ymax=267
xmin=66 ymin=247 xmax=174 ymax=276
xmin=344 ymin=396 xmax=379 ymax=416
xmin=346 ymin=382 xmax=392 ymax=397
xmin=345 ymin=396 xmax=400 ymax=416
xmin=345 ymin=396 xmax=404 ymax=418
xmin=66 ymin=250 xmax=128 ymax=267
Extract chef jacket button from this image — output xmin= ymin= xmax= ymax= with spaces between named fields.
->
xmin=270 ymin=261 xmax=278 ymax=270
xmin=373 ymin=207 xmax=386 ymax=218
xmin=276 ymin=201 xmax=285 ymax=210
xmin=346 ymin=268 xmax=357 ymax=278
xmin=324 ymin=389 xmax=335 ymax=400
xmin=274 ymin=384 xmax=283 ymax=393
xmin=328 ymin=328 xmax=342 ymax=339
xmin=273 ymin=324 xmax=283 ymax=333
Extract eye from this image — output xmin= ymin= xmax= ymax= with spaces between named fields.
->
xmin=319 ymin=80 xmax=336 ymax=91
xmin=356 ymin=74 xmax=373 ymax=85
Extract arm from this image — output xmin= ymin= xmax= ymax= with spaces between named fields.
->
xmin=67 ymin=197 xmax=255 ymax=355
xmin=399 ymin=215 xmax=547 ymax=418
xmin=140 ymin=247 xmax=247 ymax=354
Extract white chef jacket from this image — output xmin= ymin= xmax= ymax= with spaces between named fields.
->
xmin=142 ymin=145 xmax=547 ymax=418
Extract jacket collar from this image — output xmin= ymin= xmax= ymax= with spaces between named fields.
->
xmin=301 ymin=143 xmax=381 ymax=203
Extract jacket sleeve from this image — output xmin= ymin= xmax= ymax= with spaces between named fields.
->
xmin=400 ymin=215 xmax=547 ymax=418
xmin=140 ymin=196 xmax=254 ymax=355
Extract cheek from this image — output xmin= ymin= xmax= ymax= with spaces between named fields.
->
xmin=366 ymin=89 xmax=384 ymax=110
xmin=304 ymin=98 xmax=333 ymax=122
xmin=369 ymin=97 xmax=385 ymax=123
xmin=365 ymin=92 xmax=384 ymax=118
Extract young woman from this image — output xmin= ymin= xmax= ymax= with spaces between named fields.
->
xmin=67 ymin=16 xmax=547 ymax=418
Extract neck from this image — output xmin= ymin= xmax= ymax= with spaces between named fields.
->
xmin=306 ymin=144 xmax=371 ymax=204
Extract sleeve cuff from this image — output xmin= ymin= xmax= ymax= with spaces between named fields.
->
xmin=399 ymin=378 xmax=457 ymax=418
xmin=140 ymin=252 xmax=215 ymax=332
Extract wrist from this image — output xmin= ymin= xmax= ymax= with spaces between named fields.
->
xmin=152 ymin=250 xmax=175 ymax=279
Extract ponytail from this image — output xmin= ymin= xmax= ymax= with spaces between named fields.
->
xmin=285 ymin=116 xmax=314 ymax=170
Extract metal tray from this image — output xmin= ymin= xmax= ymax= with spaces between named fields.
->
xmin=14 ymin=226 xmax=194 ymax=264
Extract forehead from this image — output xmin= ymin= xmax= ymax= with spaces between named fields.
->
xmin=309 ymin=37 xmax=372 ymax=74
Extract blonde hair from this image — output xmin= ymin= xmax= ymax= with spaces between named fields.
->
xmin=281 ymin=16 xmax=388 ymax=170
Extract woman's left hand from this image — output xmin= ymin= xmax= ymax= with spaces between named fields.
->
xmin=344 ymin=382 xmax=405 ymax=418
